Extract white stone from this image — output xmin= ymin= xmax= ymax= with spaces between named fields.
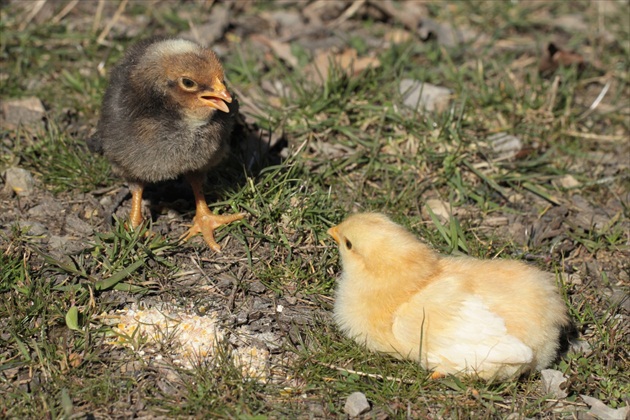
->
xmin=4 ymin=167 xmax=35 ymax=196
xmin=344 ymin=391 xmax=370 ymax=417
xmin=400 ymin=79 xmax=452 ymax=112
xmin=487 ymin=132 xmax=522 ymax=161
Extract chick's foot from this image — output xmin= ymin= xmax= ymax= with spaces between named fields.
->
xmin=181 ymin=210 xmax=246 ymax=251
xmin=430 ymin=371 xmax=446 ymax=380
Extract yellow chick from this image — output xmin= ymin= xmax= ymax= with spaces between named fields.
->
xmin=327 ymin=213 xmax=573 ymax=380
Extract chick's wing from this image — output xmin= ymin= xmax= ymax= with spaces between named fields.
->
xmin=391 ymin=277 xmax=533 ymax=372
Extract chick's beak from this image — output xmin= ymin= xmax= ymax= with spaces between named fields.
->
xmin=198 ymin=78 xmax=232 ymax=113
xmin=327 ymin=226 xmax=340 ymax=244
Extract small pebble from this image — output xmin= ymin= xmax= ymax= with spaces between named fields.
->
xmin=0 ymin=96 xmax=45 ymax=128
xmin=487 ymin=132 xmax=523 ymax=161
xmin=166 ymin=209 xmax=180 ymax=220
xmin=248 ymin=280 xmax=267 ymax=294
xmin=4 ymin=167 xmax=35 ymax=196
xmin=344 ymin=391 xmax=371 ymax=417
xmin=557 ymin=174 xmax=579 ymax=189
xmin=28 ymin=200 xmax=65 ymax=218
xmin=16 ymin=221 xmax=47 ymax=236
xmin=65 ymin=214 xmax=94 ymax=236
xmin=569 ymin=339 xmax=591 ymax=354
xmin=400 ymin=79 xmax=452 ymax=113
xmin=424 ymin=199 xmax=451 ymax=223
xmin=99 ymin=196 xmax=113 ymax=208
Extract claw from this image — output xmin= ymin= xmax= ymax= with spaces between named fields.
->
xmin=181 ymin=211 xmax=246 ymax=251
xmin=184 ymin=173 xmax=246 ymax=251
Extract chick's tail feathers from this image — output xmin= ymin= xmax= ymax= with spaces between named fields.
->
xmin=555 ymin=320 xmax=580 ymax=361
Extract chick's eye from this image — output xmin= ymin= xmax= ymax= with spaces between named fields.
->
xmin=345 ymin=239 xmax=352 ymax=250
xmin=180 ymin=78 xmax=197 ymax=89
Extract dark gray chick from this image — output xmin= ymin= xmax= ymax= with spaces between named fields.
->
xmin=89 ymin=37 xmax=245 ymax=251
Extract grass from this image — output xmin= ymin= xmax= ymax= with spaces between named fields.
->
xmin=1 ymin=0 xmax=629 ymax=418
xmin=16 ymin=123 xmax=112 ymax=194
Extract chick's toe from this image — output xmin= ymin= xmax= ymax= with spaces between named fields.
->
xmin=181 ymin=173 xmax=246 ymax=251
xmin=181 ymin=209 xmax=246 ymax=251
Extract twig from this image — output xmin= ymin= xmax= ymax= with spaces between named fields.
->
xmin=562 ymin=130 xmax=625 ymax=142
xmin=581 ymin=174 xmax=630 ymax=187
xmin=229 ymin=85 xmax=267 ymax=119
xmin=228 ymin=277 xmax=239 ymax=311
xmin=18 ymin=0 xmax=47 ymax=31
xmin=318 ymin=361 xmax=416 ymax=384
xmin=545 ymin=75 xmax=561 ymax=114
xmin=92 ymin=0 xmax=105 ymax=34
xmin=106 ymin=186 xmax=130 ymax=227
xmin=291 ymin=137 xmax=310 ymax=160
xmin=545 ymin=399 xmax=588 ymax=407
xmin=91 ymin=185 xmax=120 ymax=196
xmin=187 ymin=18 xmax=200 ymax=43
xmin=578 ymin=79 xmax=611 ymax=120
xmin=188 ymin=254 xmax=226 ymax=297
xmin=97 ymin=0 xmax=128 ymax=45
xmin=332 ymin=0 xmax=367 ymax=26
xmin=51 ymin=0 xmax=79 ymax=24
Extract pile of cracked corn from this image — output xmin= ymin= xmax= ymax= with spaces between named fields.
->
xmin=103 ymin=305 xmax=270 ymax=381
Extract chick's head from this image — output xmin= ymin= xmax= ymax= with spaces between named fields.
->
xmin=132 ymin=39 xmax=233 ymax=124
xmin=328 ymin=213 xmax=431 ymax=281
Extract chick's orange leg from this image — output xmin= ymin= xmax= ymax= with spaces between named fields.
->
xmin=128 ymin=183 xmax=145 ymax=228
xmin=181 ymin=174 xmax=246 ymax=251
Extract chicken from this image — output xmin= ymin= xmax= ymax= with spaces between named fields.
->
xmin=88 ymin=37 xmax=245 ymax=251
xmin=328 ymin=213 xmax=574 ymax=380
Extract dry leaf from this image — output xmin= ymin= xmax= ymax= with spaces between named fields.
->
xmin=68 ymin=352 xmax=83 ymax=368
xmin=302 ymin=0 xmax=347 ymax=25
xmin=424 ymin=199 xmax=452 ymax=223
xmin=580 ymin=395 xmax=630 ymax=420
xmin=540 ymin=369 xmax=569 ymax=399
xmin=251 ymin=34 xmax=299 ymax=68
xmin=179 ymin=4 xmax=230 ymax=46
xmin=418 ymin=18 xmax=484 ymax=48
xmin=261 ymin=10 xmax=303 ymax=33
xmin=539 ymin=43 xmax=586 ymax=76
xmin=369 ymin=0 xmax=426 ymax=31
xmin=552 ymin=14 xmax=588 ymax=33
xmin=384 ymin=28 xmax=413 ymax=44
xmin=304 ymin=49 xmax=380 ymax=85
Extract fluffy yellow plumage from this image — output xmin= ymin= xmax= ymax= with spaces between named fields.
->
xmin=328 ymin=213 xmax=573 ymax=380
